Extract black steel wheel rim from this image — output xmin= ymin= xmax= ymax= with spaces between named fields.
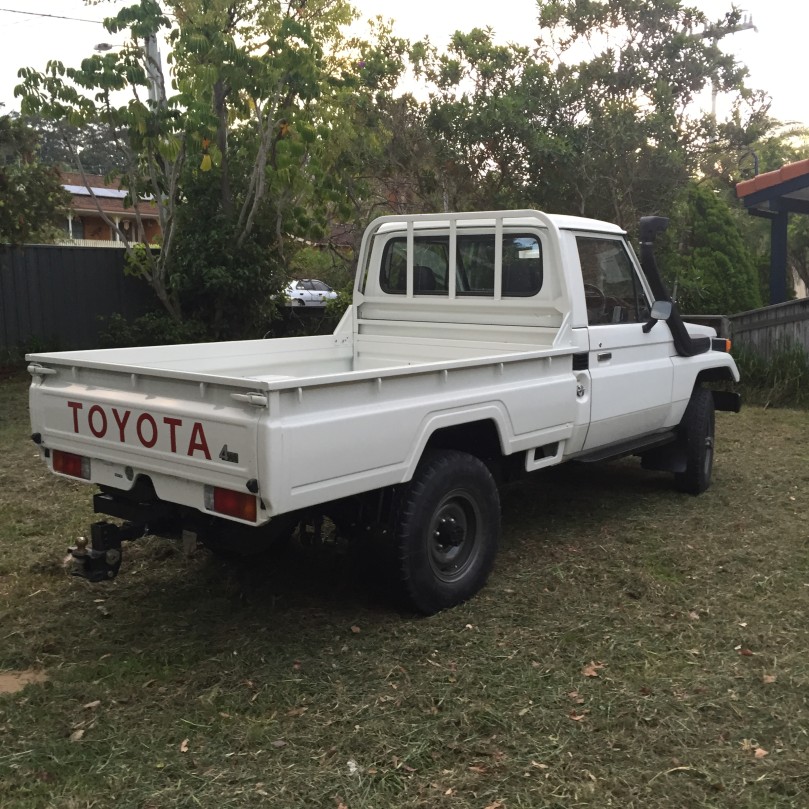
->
xmin=427 ymin=489 xmax=482 ymax=582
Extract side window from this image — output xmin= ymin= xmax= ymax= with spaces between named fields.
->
xmin=575 ymin=236 xmax=650 ymax=325
xmin=311 ymin=280 xmax=331 ymax=291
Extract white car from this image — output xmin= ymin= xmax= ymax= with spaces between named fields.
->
xmin=284 ymin=279 xmax=338 ymax=307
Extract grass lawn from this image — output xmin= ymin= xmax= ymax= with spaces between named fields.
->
xmin=1 ymin=369 xmax=808 ymax=808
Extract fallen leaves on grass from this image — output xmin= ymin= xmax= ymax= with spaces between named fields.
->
xmin=69 ymin=729 xmax=85 ymax=742
xmin=569 ymin=710 xmax=589 ymax=722
xmin=350 ymin=625 xmax=361 ymax=634
xmin=754 ymin=747 xmax=768 ymax=759
xmin=582 ymin=661 xmax=605 ymax=678
xmin=179 ymin=739 xmax=189 ymax=753
xmin=762 ymin=674 xmax=777 ymax=684
xmin=82 ymin=700 xmax=101 ymax=710
xmin=568 ymin=690 xmax=585 ymax=704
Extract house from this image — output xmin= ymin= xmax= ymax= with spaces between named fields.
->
xmin=60 ymin=171 xmax=161 ymax=246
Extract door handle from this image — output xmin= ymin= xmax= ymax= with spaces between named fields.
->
xmin=597 ymin=352 xmax=612 ymax=362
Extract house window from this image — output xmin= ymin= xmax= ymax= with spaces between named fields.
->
xmin=65 ymin=218 xmax=85 ymax=239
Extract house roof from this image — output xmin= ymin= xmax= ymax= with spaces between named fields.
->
xmin=735 ymin=158 xmax=809 ymax=213
xmin=61 ymin=171 xmax=160 ymax=219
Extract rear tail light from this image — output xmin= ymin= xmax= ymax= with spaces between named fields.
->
xmin=204 ymin=485 xmax=257 ymax=522
xmin=53 ymin=450 xmax=91 ymax=480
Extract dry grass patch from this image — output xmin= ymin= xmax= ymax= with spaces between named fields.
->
xmin=1 ymin=370 xmax=808 ymax=808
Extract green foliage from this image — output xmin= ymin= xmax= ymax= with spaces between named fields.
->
xmin=664 ymin=183 xmax=762 ymax=314
xmin=23 ymin=115 xmax=127 ymax=174
xmin=13 ymin=0 xmax=386 ymax=335
xmin=733 ymin=340 xmax=809 ymax=408
xmin=412 ymin=1 xmax=769 ymax=235
xmin=97 ymin=311 xmax=208 ymax=348
xmin=166 ymin=171 xmax=284 ymax=339
xmin=0 ymin=114 xmax=69 ymax=245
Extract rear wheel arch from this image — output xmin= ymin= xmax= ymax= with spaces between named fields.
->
xmin=424 ymin=418 xmax=504 ymax=460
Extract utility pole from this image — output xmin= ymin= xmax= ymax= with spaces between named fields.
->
xmin=700 ymin=12 xmax=757 ymax=118
xmin=143 ymin=34 xmax=167 ymax=107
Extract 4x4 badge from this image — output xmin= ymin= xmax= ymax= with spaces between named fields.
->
xmin=218 ymin=444 xmax=239 ymax=463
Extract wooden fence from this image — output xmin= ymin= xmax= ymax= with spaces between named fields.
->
xmin=1 ymin=244 xmax=159 ymax=356
xmin=729 ymin=298 xmax=809 ymax=358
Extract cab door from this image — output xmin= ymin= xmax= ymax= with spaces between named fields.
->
xmin=576 ymin=234 xmax=674 ymax=451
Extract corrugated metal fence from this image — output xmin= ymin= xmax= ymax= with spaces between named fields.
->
xmin=0 ymin=244 xmax=159 ymax=355
xmin=729 ymin=298 xmax=809 ymax=358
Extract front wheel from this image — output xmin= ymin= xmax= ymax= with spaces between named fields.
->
xmin=675 ymin=387 xmax=715 ymax=495
xmin=393 ymin=450 xmax=500 ymax=614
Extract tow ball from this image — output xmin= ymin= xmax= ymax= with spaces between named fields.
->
xmin=68 ymin=521 xmax=146 ymax=582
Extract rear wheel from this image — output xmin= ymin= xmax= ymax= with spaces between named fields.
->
xmin=392 ymin=450 xmax=500 ymax=614
xmin=675 ymin=387 xmax=715 ymax=495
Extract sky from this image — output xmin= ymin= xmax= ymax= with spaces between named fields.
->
xmin=0 ymin=0 xmax=806 ymax=127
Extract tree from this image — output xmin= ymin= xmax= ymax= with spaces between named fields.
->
xmin=665 ymin=182 xmax=762 ymax=314
xmin=15 ymin=0 xmax=398 ymax=338
xmin=413 ymin=1 xmax=768 ymax=231
xmin=0 ymin=112 xmax=69 ymax=245
xmin=24 ymin=116 xmax=127 ymax=175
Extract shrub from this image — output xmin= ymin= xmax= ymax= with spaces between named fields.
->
xmin=733 ymin=339 xmax=809 ymax=408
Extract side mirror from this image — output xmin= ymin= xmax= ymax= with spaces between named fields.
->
xmin=642 ymin=300 xmax=672 ymax=333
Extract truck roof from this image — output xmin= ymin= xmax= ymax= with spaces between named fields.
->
xmin=545 ymin=214 xmax=626 ymax=234
xmin=374 ymin=211 xmax=626 ymax=236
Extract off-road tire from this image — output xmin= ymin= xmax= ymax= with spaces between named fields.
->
xmin=392 ymin=449 xmax=500 ymax=614
xmin=675 ymin=387 xmax=715 ymax=495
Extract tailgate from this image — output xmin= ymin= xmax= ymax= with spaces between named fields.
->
xmin=29 ymin=364 xmax=265 ymax=521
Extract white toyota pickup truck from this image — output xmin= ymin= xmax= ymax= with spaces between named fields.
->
xmin=27 ymin=210 xmax=740 ymax=613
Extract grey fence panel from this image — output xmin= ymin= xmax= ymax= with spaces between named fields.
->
xmin=0 ymin=245 xmax=160 ymax=353
xmin=729 ymin=298 xmax=809 ymax=358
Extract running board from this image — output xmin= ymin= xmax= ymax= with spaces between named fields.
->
xmin=572 ymin=431 xmax=677 ymax=464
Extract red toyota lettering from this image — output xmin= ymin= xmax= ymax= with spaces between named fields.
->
xmin=136 ymin=413 xmax=158 ymax=448
xmin=67 ymin=401 xmax=83 ymax=433
xmin=187 ymin=422 xmax=211 ymax=459
xmin=88 ymin=405 xmax=108 ymax=438
xmin=112 ymin=408 xmax=130 ymax=442
xmin=163 ymin=416 xmax=182 ymax=453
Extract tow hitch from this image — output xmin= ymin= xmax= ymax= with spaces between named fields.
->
xmin=68 ymin=521 xmax=148 ymax=582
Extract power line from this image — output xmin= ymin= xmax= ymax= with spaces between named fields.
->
xmin=0 ymin=7 xmax=105 ymax=24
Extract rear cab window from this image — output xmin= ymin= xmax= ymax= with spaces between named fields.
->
xmin=380 ymin=233 xmax=543 ymax=297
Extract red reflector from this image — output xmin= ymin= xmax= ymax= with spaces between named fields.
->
xmin=212 ymin=487 xmax=257 ymax=522
xmin=53 ymin=450 xmax=90 ymax=479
